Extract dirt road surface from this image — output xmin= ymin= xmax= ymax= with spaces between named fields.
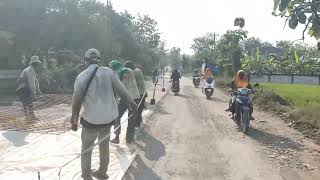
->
xmin=124 ymin=78 xmax=320 ymax=180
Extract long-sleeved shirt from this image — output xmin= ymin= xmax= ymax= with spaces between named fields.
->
xmin=171 ymin=70 xmax=181 ymax=81
xmin=19 ymin=66 xmax=41 ymax=96
xmin=72 ymin=64 xmax=134 ymax=125
xmin=132 ymin=68 xmax=146 ymax=95
xmin=121 ymin=69 xmax=140 ymax=99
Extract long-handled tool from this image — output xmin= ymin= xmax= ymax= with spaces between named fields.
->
xmin=150 ymin=79 xmax=158 ymax=105
xmin=161 ymin=72 xmax=165 ymax=92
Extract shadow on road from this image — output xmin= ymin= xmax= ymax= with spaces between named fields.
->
xmin=124 ymin=127 xmax=165 ymax=180
xmin=152 ymin=102 xmax=170 ymax=115
xmin=135 ymin=130 xmax=166 ymax=161
xmin=207 ymin=96 xmax=229 ymax=103
xmin=2 ymin=131 xmax=29 ymax=147
xmin=124 ymin=155 xmax=161 ymax=180
xmin=247 ymin=127 xmax=302 ymax=150
xmin=174 ymin=94 xmax=191 ymax=99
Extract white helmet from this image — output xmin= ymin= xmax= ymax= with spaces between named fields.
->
xmin=84 ymin=48 xmax=101 ymax=63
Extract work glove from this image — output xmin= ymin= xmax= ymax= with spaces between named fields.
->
xmin=129 ymin=101 xmax=138 ymax=114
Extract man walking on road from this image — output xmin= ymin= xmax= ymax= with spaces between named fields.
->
xmin=125 ymin=61 xmax=147 ymax=127
xmin=16 ymin=56 xmax=42 ymax=121
xmin=70 ymin=49 xmax=137 ymax=180
xmin=109 ymin=60 xmax=140 ymax=144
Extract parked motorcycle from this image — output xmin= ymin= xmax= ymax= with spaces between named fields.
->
xmin=192 ymin=76 xmax=200 ymax=88
xmin=171 ymin=80 xmax=180 ymax=95
xmin=202 ymin=78 xmax=215 ymax=99
xmin=232 ymin=88 xmax=253 ymax=134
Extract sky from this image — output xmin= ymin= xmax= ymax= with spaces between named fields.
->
xmin=100 ymin=0 xmax=317 ymax=54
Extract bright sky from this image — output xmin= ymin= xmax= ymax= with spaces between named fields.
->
xmin=100 ymin=0 xmax=317 ymax=54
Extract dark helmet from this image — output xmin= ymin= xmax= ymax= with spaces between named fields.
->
xmin=124 ymin=60 xmax=135 ymax=70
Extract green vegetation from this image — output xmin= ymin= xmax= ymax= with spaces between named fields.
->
xmin=261 ymin=83 xmax=320 ymax=107
xmin=273 ymin=0 xmax=320 ymax=41
xmin=0 ymin=0 xmax=170 ymax=93
xmin=256 ymin=83 xmax=320 ymax=143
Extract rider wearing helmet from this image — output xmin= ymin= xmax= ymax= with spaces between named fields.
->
xmin=226 ymin=70 xmax=254 ymax=120
xmin=193 ymin=68 xmax=200 ymax=77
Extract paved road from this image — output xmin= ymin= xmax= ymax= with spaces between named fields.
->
xmin=123 ymin=78 xmax=320 ymax=180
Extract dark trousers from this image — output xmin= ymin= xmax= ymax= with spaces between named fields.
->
xmin=229 ymin=96 xmax=253 ymax=115
xmin=114 ymin=99 xmax=140 ymax=143
xmin=136 ymin=95 xmax=146 ymax=127
xmin=20 ymin=95 xmax=35 ymax=120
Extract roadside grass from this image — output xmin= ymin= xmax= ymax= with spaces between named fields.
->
xmin=261 ymin=83 xmax=320 ymax=107
xmin=256 ymin=83 xmax=320 ymax=143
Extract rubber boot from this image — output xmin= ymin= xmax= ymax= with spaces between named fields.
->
xmin=111 ymin=135 xmax=120 ymax=144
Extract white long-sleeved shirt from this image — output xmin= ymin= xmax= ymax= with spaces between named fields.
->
xmin=73 ymin=64 xmax=133 ymax=125
xmin=19 ymin=66 xmax=41 ymax=96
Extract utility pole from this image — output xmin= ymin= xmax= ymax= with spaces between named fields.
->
xmin=105 ymin=0 xmax=112 ymax=67
xmin=213 ymin=33 xmax=216 ymax=50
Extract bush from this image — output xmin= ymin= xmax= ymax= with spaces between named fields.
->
xmin=253 ymin=89 xmax=289 ymax=112
xmin=38 ymin=64 xmax=81 ymax=94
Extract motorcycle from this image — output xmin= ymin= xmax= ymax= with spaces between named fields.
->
xmin=192 ymin=75 xmax=200 ymax=88
xmin=202 ymin=78 xmax=215 ymax=99
xmin=171 ymin=80 xmax=180 ymax=95
xmin=232 ymin=88 xmax=253 ymax=134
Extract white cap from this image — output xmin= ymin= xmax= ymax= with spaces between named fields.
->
xmin=29 ymin=56 xmax=41 ymax=65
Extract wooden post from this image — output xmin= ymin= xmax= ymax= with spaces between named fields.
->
xmin=268 ymin=74 xmax=271 ymax=82
xmin=292 ymin=75 xmax=294 ymax=84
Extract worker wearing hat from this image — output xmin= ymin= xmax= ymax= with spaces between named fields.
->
xmin=17 ymin=56 xmax=42 ymax=121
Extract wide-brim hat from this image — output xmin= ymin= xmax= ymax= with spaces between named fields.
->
xmin=29 ymin=56 xmax=42 ymax=65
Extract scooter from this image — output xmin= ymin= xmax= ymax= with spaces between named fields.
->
xmin=192 ymin=75 xmax=200 ymax=88
xmin=202 ymin=78 xmax=215 ymax=99
xmin=171 ymin=80 xmax=180 ymax=95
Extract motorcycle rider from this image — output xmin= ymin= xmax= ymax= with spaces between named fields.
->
xmin=226 ymin=70 xmax=254 ymax=121
xmin=204 ymin=68 xmax=214 ymax=80
xmin=192 ymin=69 xmax=200 ymax=77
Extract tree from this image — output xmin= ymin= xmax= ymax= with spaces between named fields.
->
xmin=273 ymin=0 xmax=320 ymax=40
xmin=234 ymin=17 xmax=245 ymax=28
xmin=191 ymin=33 xmax=217 ymax=65
xmin=0 ymin=0 xmax=168 ymax=92
xmin=216 ymin=30 xmax=248 ymax=72
xmin=169 ymin=47 xmax=182 ymax=71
